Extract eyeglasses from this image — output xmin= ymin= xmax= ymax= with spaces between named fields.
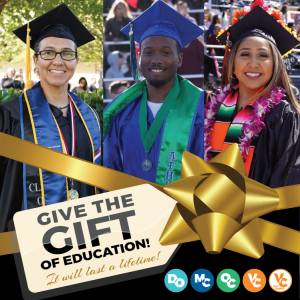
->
xmin=35 ymin=50 xmax=77 ymax=61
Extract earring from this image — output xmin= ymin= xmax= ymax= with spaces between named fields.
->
xmin=231 ymin=73 xmax=237 ymax=79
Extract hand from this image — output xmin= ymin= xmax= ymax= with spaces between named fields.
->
xmin=113 ymin=38 xmax=119 ymax=42
xmin=15 ymin=74 xmax=23 ymax=81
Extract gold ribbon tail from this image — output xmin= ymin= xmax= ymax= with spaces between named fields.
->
xmin=258 ymin=219 xmax=300 ymax=255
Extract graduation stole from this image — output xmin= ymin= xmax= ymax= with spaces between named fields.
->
xmin=103 ymin=75 xmax=202 ymax=186
xmin=207 ymin=85 xmax=285 ymax=175
xmin=19 ymin=84 xmax=101 ymax=209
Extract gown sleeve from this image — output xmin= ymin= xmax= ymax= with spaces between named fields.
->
xmin=103 ymin=113 xmax=124 ymax=172
xmin=249 ymin=100 xmax=300 ymax=188
xmin=269 ymin=103 xmax=300 ymax=187
xmin=0 ymin=99 xmax=23 ymax=233
xmin=188 ymin=91 xmax=204 ymax=159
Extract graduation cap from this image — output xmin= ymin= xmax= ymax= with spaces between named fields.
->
xmin=13 ymin=3 xmax=95 ymax=90
xmin=121 ymin=0 xmax=204 ymax=80
xmin=204 ymin=54 xmax=221 ymax=78
xmin=217 ymin=4 xmax=300 ymax=67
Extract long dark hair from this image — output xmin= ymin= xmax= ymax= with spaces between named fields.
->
xmin=222 ymin=37 xmax=300 ymax=114
xmin=212 ymin=14 xmax=220 ymax=24
xmin=78 ymin=77 xmax=88 ymax=91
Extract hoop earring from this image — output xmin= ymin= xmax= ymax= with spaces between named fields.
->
xmin=231 ymin=73 xmax=237 ymax=79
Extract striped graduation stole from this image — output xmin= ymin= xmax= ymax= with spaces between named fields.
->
xmin=210 ymin=86 xmax=264 ymax=174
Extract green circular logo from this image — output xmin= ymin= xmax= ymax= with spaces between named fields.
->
xmin=217 ymin=269 xmax=240 ymax=292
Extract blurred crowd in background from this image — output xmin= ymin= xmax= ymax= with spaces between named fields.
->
xmin=0 ymin=66 xmax=99 ymax=94
xmin=204 ymin=0 xmax=300 ymax=92
xmin=103 ymin=0 xmax=204 ymax=103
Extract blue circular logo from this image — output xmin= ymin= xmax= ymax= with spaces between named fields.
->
xmin=190 ymin=269 xmax=214 ymax=292
xmin=164 ymin=269 xmax=188 ymax=293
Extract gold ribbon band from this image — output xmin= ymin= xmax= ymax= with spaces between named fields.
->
xmin=0 ymin=132 xmax=300 ymax=258
xmin=0 ymin=232 xmax=13 ymax=256
xmin=0 ymin=133 xmax=163 ymax=193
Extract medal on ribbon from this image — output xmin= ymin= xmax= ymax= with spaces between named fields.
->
xmin=139 ymin=77 xmax=180 ymax=172
xmin=142 ymin=154 xmax=153 ymax=171
xmin=58 ymin=98 xmax=79 ymax=199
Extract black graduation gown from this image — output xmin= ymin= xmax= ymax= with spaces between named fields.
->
xmin=204 ymin=91 xmax=300 ymax=188
xmin=0 ymin=95 xmax=98 ymax=233
xmin=249 ymin=99 xmax=300 ymax=188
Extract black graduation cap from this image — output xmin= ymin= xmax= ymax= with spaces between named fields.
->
xmin=13 ymin=3 xmax=95 ymax=49
xmin=218 ymin=5 xmax=299 ymax=56
xmin=204 ymin=54 xmax=221 ymax=77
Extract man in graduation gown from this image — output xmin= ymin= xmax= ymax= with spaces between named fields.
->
xmin=103 ymin=1 xmax=204 ymax=186
xmin=0 ymin=4 xmax=101 ymax=233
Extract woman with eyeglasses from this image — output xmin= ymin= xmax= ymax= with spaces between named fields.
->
xmin=0 ymin=4 xmax=101 ymax=233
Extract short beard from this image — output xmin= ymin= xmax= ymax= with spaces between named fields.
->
xmin=148 ymin=78 xmax=166 ymax=88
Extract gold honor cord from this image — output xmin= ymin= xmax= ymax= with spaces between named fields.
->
xmin=0 ymin=132 xmax=300 ymax=258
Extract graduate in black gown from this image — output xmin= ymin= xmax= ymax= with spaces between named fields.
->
xmin=204 ymin=0 xmax=300 ymax=188
xmin=0 ymin=4 xmax=101 ymax=233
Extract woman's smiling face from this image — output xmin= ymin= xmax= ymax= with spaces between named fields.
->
xmin=234 ymin=36 xmax=274 ymax=93
xmin=33 ymin=37 xmax=79 ymax=89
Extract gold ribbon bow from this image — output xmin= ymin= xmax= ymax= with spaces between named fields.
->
xmin=0 ymin=133 xmax=299 ymax=258
xmin=159 ymin=144 xmax=300 ymax=258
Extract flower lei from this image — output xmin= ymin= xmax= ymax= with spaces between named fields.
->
xmin=204 ymin=85 xmax=286 ymax=162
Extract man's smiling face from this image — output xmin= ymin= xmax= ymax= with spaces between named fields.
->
xmin=140 ymin=35 xmax=183 ymax=88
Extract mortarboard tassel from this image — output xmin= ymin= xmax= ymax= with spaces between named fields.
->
xmin=25 ymin=23 xmax=31 ymax=90
xmin=223 ymin=32 xmax=231 ymax=70
xmin=129 ymin=24 xmax=139 ymax=81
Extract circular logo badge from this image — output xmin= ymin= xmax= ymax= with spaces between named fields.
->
xmin=164 ymin=269 xmax=188 ymax=293
xmin=217 ymin=269 xmax=240 ymax=292
xmin=190 ymin=269 xmax=214 ymax=292
xmin=243 ymin=269 xmax=266 ymax=292
xmin=142 ymin=158 xmax=153 ymax=171
xmin=269 ymin=269 xmax=292 ymax=292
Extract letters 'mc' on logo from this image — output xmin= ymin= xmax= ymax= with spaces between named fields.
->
xmin=164 ymin=269 xmax=188 ymax=293
xmin=195 ymin=274 xmax=210 ymax=287
xmin=269 ymin=269 xmax=292 ymax=293
xmin=190 ymin=269 xmax=214 ymax=292
xmin=243 ymin=269 xmax=266 ymax=292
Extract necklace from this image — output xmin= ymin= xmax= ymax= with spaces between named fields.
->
xmin=204 ymin=84 xmax=285 ymax=162
xmin=54 ymin=103 xmax=69 ymax=109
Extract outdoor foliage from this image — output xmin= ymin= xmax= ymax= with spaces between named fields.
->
xmin=76 ymin=88 xmax=103 ymax=125
xmin=0 ymin=0 xmax=103 ymax=65
xmin=0 ymin=87 xmax=23 ymax=102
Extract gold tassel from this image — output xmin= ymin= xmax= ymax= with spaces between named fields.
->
xmin=25 ymin=23 xmax=31 ymax=90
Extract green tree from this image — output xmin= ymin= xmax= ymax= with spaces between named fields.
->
xmin=0 ymin=0 xmax=103 ymax=65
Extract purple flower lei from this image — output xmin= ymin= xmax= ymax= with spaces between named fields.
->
xmin=204 ymin=85 xmax=285 ymax=162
